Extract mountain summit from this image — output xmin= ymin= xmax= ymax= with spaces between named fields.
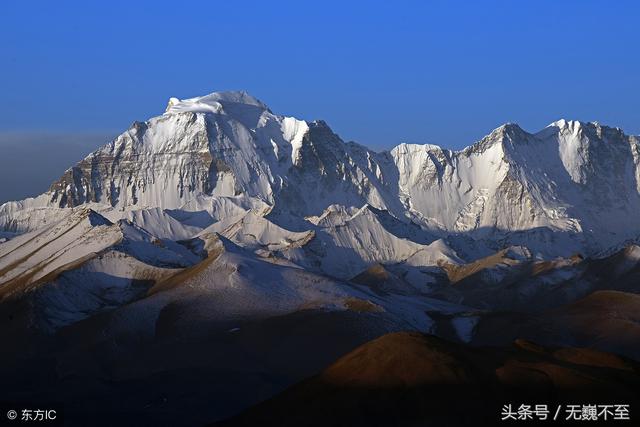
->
xmin=1 ymin=90 xmax=639 ymax=257
xmin=2 ymin=90 xmax=640 ymax=426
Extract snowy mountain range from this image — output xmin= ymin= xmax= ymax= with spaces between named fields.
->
xmin=3 ymin=91 xmax=639 ymax=250
xmin=1 ymin=90 xmax=640 ymax=425
xmin=2 ymin=88 xmax=640 ymax=324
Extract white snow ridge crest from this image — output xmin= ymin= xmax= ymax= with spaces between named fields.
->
xmin=1 ymin=90 xmax=640 ymax=332
xmin=2 ymin=91 xmax=639 ymax=253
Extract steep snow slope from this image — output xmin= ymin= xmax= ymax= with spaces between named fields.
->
xmin=391 ymin=121 xmax=640 ymax=252
xmin=79 ymin=233 xmax=466 ymax=344
xmin=41 ymin=92 xmax=395 ymax=220
xmin=102 ymin=207 xmax=206 ymax=240
xmin=1 ymin=90 xmax=640 ymax=427
xmin=202 ymin=211 xmax=314 ymax=253
xmin=1 ymin=234 xmax=470 ymax=427
xmin=1 ymin=90 xmax=640 ymax=260
xmin=284 ymin=204 xmax=461 ymax=280
xmin=0 ymin=208 xmax=207 ymax=331
xmin=0 ymin=209 xmax=122 ymax=297
xmin=196 ymin=206 xmax=459 ymax=286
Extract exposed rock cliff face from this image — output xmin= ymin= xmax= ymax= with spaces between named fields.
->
xmin=2 ymin=90 xmax=640 ymax=427
xmin=3 ymin=91 xmax=640 ymax=258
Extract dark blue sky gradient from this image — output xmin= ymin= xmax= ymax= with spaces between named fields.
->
xmin=2 ymin=0 xmax=639 ymax=148
xmin=0 ymin=0 xmax=638 ymax=202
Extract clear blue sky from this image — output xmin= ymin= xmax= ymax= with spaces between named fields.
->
xmin=0 ymin=0 xmax=639 ymax=202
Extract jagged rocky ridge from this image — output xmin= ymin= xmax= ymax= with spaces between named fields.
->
xmin=1 ymin=90 xmax=640 ymax=309
xmin=2 ymin=92 xmax=639 ymax=255
xmin=2 ymin=90 xmax=640 ymax=426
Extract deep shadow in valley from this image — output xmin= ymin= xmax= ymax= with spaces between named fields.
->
xmin=0 ymin=308 xmax=397 ymax=427
xmin=1 ymin=218 xmax=640 ymax=426
xmin=214 ymin=332 xmax=640 ymax=427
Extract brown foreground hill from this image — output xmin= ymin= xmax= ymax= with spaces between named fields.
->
xmin=215 ymin=331 xmax=640 ymax=427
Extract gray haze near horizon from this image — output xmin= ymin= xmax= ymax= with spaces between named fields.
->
xmin=1 ymin=119 xmax=638 ymax=205
xmin=0 ymin=132 xmax=116 ymax=205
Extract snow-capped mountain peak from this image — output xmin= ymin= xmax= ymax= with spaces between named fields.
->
xmin=164 ymin=90 xmax=269 ymax=115
xmin=1 ymin=91 xmax=640 ymax=262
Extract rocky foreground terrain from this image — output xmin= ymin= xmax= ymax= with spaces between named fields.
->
xmin=1 ymin=91 xmax=639 ymax=425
